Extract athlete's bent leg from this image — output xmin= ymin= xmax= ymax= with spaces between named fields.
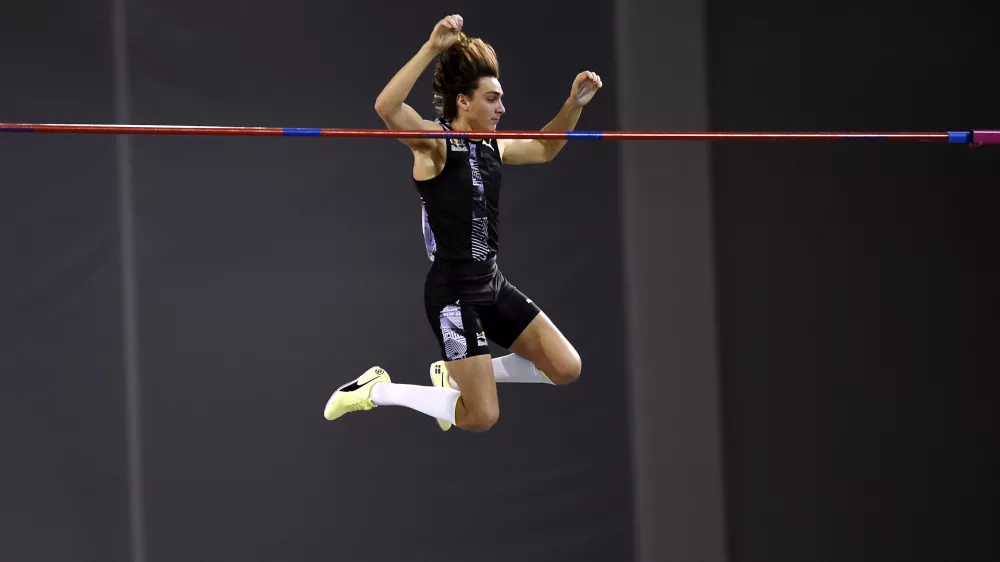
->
xmin=508 ymin=312 xmax=582 ymax=385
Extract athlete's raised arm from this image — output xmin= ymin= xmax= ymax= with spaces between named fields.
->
xmin=374 ymin=14 xmax=464 ymax=151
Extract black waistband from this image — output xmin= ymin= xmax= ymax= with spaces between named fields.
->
xmin=428 ymin=256 xmax=498 ymax=279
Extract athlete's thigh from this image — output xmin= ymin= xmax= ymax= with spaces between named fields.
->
xmin=480 ymin=272 xmax=541 ymax=350
xmin=445 ymin=354 xmax=497 ymax=415
xmin=508 ymin=311 xmax=580 ymax=378
xmin=425 ymin=300 xmax=497 ymax=408
xmin=491 ymin=276 xmax=579 ymax=378
xmin=426 ymin=299 xmax=492 ymax=362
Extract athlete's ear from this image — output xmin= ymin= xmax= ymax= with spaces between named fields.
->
xmin=457 ymin=93 xmax=469 ymax=112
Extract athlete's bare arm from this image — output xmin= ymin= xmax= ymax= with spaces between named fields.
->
xmin=500 ymin=71 xmax=603 ymax=165
xmin=374 ymin=14 xmax=464 ymax=153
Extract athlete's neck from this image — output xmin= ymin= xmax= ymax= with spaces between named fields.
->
xmin=449 ymin=117 xmax=492 ymax=141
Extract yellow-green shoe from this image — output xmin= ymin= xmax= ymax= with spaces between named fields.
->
xmin=324 ymin=366 xmax=391 ymax=421
xmin=429 ymin=361 xmax=454 ymax=431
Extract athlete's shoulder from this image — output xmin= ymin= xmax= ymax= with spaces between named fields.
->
xmin=409 ymin=118 xmax=447 ymax=159
xmin=412 ymin=118 xmax=445 ymax=135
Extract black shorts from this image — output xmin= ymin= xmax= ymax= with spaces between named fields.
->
xmin=424 ymin=257 xmax=541 ymax=362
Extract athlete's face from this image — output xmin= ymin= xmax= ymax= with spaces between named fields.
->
xmin=458 ymin=77 xmax=505 ymax=130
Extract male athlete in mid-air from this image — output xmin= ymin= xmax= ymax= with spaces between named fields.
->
xmin=324 ymin=14 xmax=603 ymax=432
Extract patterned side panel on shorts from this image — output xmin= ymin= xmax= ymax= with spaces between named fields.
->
xmin=439 ymin=302 xmax=468 ymax=361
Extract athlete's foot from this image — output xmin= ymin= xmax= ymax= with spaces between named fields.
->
xmin=429 ymin=361 xmax=454 ymax=431
xmin=324 ymin=366 xmax=391 ymax=421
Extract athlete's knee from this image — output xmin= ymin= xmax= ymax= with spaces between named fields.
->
xmin=547 ymin=350 xmax=582 ymax=385
xmin=461 ymin=403 xmax=500 ymax=432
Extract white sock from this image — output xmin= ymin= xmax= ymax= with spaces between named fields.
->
xmin=492 ymin=353 xmax=554 ymax=384
xmin=446 ymin=354 xmax=553 ymax=389
xmin=370 ymin=382 xmax=459 ymax=425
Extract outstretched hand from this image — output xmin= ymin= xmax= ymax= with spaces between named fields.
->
xmin=570 ymin=71 xmax=603 ymax=107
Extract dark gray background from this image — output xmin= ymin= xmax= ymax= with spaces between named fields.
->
xmin=1 ymin=2 xmax=130 ymax=562
xmin=2 ymin=0 xmax=996 ymax=561
xmin=708 ymin=3 xmax=998 ymax=561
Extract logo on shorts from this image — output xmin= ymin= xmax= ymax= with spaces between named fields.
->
xmin=476 ymin=331 xmax=487 ymax=346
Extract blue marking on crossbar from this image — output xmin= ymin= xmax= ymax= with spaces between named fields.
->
xmin=283 ymin=128 xmax=321 ymax=137
xmin=947 ymin=131 xmax=970 ymax=144
xmin=566 ymin=131 xmax=603 ymax=139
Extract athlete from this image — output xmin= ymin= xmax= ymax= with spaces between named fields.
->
xmin=323 ymin=14 xmax=603 ymax=432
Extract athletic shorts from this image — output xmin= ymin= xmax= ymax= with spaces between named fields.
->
xmin=424 ymin=256 xmax=541 ymax=362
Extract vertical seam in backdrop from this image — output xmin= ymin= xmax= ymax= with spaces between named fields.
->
xmin=112 ymin=0 xmax=145 ymax=560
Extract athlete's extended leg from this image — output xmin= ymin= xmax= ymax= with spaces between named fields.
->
xmin=322 ymin=359 xmax=498 ymax=432
xmin=323 ymin=366 xmax=461 ymax=424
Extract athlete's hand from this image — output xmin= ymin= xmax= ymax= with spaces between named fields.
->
xmin=570 ymin=71 xmax=603 ymax=107
xmin=427 ymin=14 xmax=464 ymax=53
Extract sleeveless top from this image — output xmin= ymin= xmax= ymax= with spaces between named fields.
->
xmin=414 ymin=118 xmax=503 ymax=262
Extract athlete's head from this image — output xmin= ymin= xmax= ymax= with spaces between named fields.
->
xmin=432 ymin=34 xmax=504 ymax=130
